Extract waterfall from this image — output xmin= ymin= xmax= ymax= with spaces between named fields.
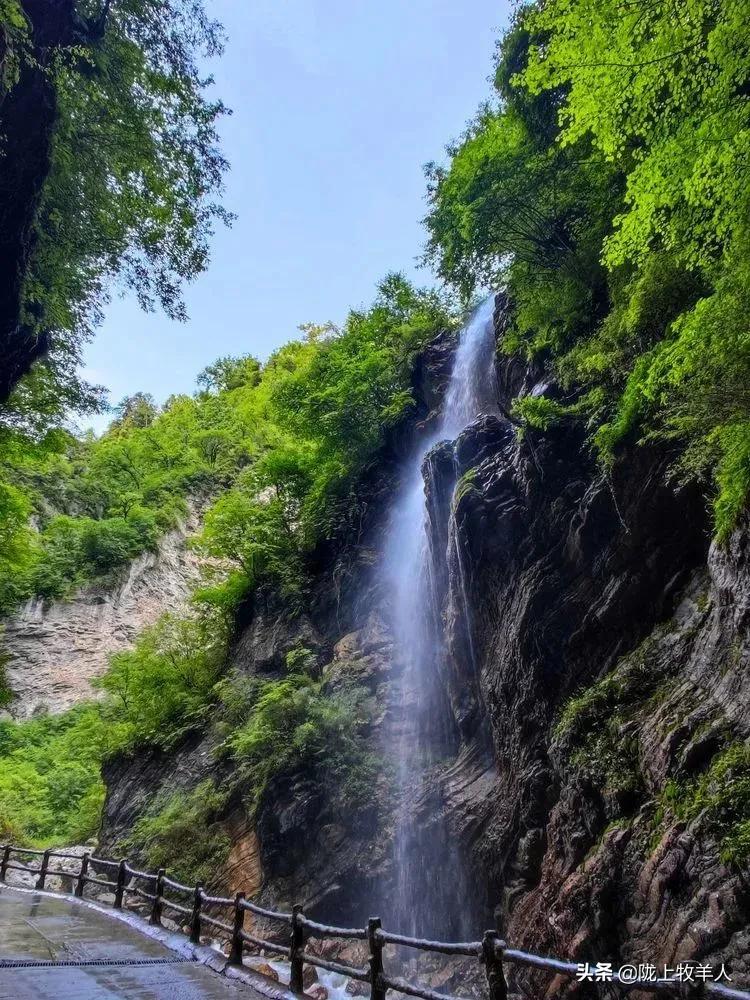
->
xmin=380 ymin=296 xmax=498 ymax=936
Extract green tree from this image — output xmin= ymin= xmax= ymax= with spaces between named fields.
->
xmin=425 ymin=0 xmax=750 ymax=537
xmin=197 ymin=355 xmax=261 ymax=393
xmin=2 ymin=0 xmax=230 ymax=430
xmin=518 ymin=0 xmax=750 ymax=532
xmin=111 ymin=393 xmax=158 ymax=431
xmin=0 ymin=481 xmax=38 ymax=613
xmin=97 ymin=612 xmax=227 ymax=746
xmin=523 ymin=0 xmax=750 ymax=274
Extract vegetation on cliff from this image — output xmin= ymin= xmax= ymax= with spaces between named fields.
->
xmin=1 ymin=0 xmax=749 ymax=876
xmin=0 ymin=276 xmax=454 ymax=620
xmin=555 ymin=623 xmax=750 ymax=866
xmin=124 ymin=780 xmax=231 ymax=885
xmin=0 ymin=276 xmax=453 ymax=847
xmin=425 ymin=0 xmax=750 ymax=538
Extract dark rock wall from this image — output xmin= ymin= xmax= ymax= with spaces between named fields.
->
xmin=433 ymin=313 xmax=750 ymax=991
xmin=100 ymin=311 xmax=750 ymax=991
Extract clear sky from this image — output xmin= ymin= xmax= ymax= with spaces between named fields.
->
xmin=82 ymin=0 xmax=511 ymax=429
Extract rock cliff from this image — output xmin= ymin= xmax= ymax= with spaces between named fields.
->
xmin=100 ymin=307 xmax=750 ymax=992
xmin=3 ymin=505 xmax=204 ymax=718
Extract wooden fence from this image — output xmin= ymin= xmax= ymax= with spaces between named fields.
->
xmin=1 ymin=844 xmax=749 ymax=1000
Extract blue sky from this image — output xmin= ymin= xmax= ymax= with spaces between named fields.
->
xmin=82 ymin=0 xmax=511 ymax=429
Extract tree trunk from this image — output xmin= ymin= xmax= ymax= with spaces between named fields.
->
xmin=0 ymin=0 xmax=79 ymax=405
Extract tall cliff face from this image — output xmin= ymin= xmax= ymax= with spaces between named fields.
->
xmin=3 ymin=505 xmax=204 ymax=718
xmin=99 ymin=312 xmax=750 ymax=989
xmin=417 ymin=310 xmax=750 ymax=987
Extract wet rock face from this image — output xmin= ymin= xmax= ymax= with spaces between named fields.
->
xmin=231 ymin=588 xmax=328 ymax=676
xmin=439 ymin=334 xmax=750 ymax=986
xmin=101 ymin=728 xmax=218 ymax=848
xmin=410 ymin=329 xmax=457 ymax=436
xmin=99 ymin=318 xmax=750 ymax=985
xmin=3 ymin=505 xmax=205 ymax=717
xmin=250 ymin=613 xmax=395 ymax=922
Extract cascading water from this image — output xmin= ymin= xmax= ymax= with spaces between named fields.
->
xmin=380 ymin=296 xmax=498 ymax=937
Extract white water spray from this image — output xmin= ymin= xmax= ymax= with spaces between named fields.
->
xmin=380 ymin=296 xmax=498 ymax=935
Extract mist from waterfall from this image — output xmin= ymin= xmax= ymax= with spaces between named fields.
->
xmin=380 ymin=296 xmax=498 ymax=937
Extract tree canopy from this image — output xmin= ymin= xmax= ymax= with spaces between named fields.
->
xmin=0 ymin=0 xmax=230 ymax=424
xmin=425 ymin=0 xmax=750 ymax=537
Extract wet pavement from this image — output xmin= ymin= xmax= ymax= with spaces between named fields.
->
xmin=0 ymin=886 xmax=268 ymax=998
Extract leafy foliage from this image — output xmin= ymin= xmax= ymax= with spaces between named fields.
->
xmin=124 ymin=780 xmax=230 ymax=885
xmin=0 ymin=355 xmax=260 ymax=607
xmin=1 ymin=0 xmax=231 ymax=434
xmin=663 ymin=742 xmax=750 ymax=864
xmin=224 ymin=673 xmax=377 ymax=814
xmin=554 ymin=634 xmax=669 ymax=804
xmin=0 ymin=481 xmax=37 ymax=613
xmin=425 ymin=0 xmax=750 ymax=537
xmin=0 ymin=706 xmax=125 ymax=845
xmin=523 ymin=0 xmax=750 ymax=274
xmin=0 ymin=1 xmax=28 ymax=96
xmin=97 ymin=611 xmax=229 ymax=748
xmin=191 ymin=274 xmax=457 ymax=599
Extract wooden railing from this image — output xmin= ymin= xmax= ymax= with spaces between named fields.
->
xmin=1 ymin=844 xmax=749 ymax=999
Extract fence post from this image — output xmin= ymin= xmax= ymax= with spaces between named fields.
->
xmin=482 ymin=931 xmax=508 ymax=1000
xmin=35 ymin=849 xmax=51 ymax=890
xmin=114 ymin=858 xmax=127 ymax=909
xmin=190 ymin=882 xmax=204 ymax=944
xmin=367 ymin=917 xmax=386 ymax=1000
xmin=290 ymin=903 xmax=305 ymax=992
xmin=75 ymin=853 xmax=90 ymax=898
xmin=228 ymin=892 xmax=246 ymax=966
xmin=0 ymin=845 xmax=10 ymax=881
xmin=150 ymin=868 xmax=166 ymax=926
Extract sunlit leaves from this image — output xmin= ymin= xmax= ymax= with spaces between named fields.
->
xmin=5 ymin=0 xmax=231 ymax=437
xmin=522 ymin=0 xmax=750 ymax=271
xmin=427 ymin=0 xmax=750 ymax=536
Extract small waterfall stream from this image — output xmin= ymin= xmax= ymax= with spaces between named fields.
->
xmin=380 ymin=296 xmax=498 ymax=936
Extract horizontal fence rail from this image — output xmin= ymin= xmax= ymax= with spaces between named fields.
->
xmin=1 ymin=844 xmax=748 ymax=1000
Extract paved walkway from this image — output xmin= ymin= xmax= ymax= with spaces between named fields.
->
xmin=0 ymin=886 xmax=270 ymax=999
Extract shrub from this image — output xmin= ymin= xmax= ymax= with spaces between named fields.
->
xmin=228 ymin=676 xmax=377 ymax=814
xmin=96 ymin=611 xmax=228 ymax=747
xmin=0 ymin=482 xmax=39 ymax=613
xmin=285 ymin=644 xmax=318 ymax=675
xmin=554 ymin=636 xmax=669 ymax=803
xmin=79 ymin=511 xmax=159 ymax=573
xmin=0 ymin=706 xmax=120 ymax=846
xmin=197 ymin=489 xmax=304 ymax=603
xmin=662 ymin=742 xmax=750 ymax=865
xmin=25 ymin=510 xmax=161 ymax=601
xmin=124 ymin=780 xmax=230 ymax=886
xmin=555 ymin=636 xmax=663 ymax=742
